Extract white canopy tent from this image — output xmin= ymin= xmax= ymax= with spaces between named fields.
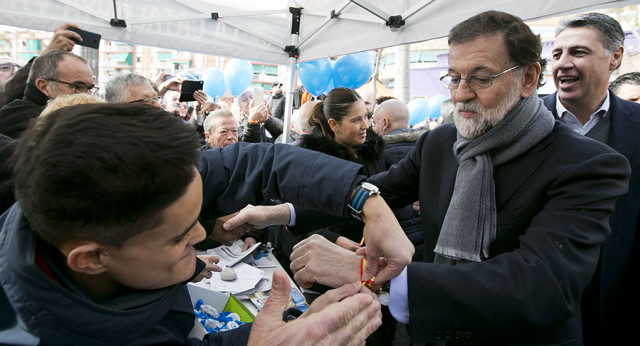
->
xmin=2 ymin=0 xmax=639 ymax=140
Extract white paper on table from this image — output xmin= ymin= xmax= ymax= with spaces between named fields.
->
xmin=206 ymin=240 xmax=261 ymax=267
xmin=207 ymin=262 xmax=264 ymax=294
xmin=254 ymin=277 xmax=272 ymax=292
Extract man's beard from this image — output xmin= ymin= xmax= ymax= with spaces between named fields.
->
xmin=453 ymin=80 xmax=521 ymax=139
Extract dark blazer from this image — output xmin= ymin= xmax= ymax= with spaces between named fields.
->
xmin=543 ymin=92 xmax=640 ymax=346
xmin=369 ymin=122 xmax=631 ymax=345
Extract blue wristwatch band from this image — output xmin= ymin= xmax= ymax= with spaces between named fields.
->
xmin=348 ymin=182 xmax=380 ymax=220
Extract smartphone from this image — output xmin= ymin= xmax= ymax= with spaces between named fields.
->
xmin=253 ymin=87 xmax=264 ymax=105
xmin=179 ymin=80 xmax=204 ymax=102
xmin=67 ymin=27 xmax=101 ymax=49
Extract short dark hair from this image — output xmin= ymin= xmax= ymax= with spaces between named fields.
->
xmin=609 ymin=72 xmax=640 ymax=93
xmin=376 ymin=96 xmax=396 ymax=105
xmin=13 ymin=103 xmax=200 ymax=248
xmin=27 ymin=50 xmax=87 ymax=84
xmin=309 ymin=87 xmax=362 ymax=140
xmin=556 ymin=12 xmax=624 ymax=59
xmin=448 ymin=10 xmax=546 ymax=88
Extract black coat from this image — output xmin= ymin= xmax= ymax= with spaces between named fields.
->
xmin=0 ymin=83 xmax=47 ymax=138
xmin=370 ymin=122 xmax=630 ymax=344
xmin=299 ymin=127 xmax=386 ymax=177
xmin=267 ymin=92 xmax=285 ymax=120
xmin=543 ymin=92 xmax=640 ymax=346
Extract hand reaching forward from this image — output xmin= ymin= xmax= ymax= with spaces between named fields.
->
xmin=247 ymin=270 xmax=382 ymax=346
xmin=223 ymin=204 xmax=291 ymax=232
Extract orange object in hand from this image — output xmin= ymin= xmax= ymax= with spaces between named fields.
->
xmin=359 ymin=237 xmax=376 ymax=289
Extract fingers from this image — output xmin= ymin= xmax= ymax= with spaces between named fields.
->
xmin=306 ymin=293 xmax=382 ymax=345
xmin=306 ymin=281 xmax=361 ymax=315
xmin=290 ymin=255 xmax=315 ymax=288
xmin=335 ymin=236 xmax=361 ymax=252
xmin=246 ymin=270 xmax=289 ymax=346
xmin=242 ymin=237 xmax=257 ymax=252
xmin=258 ymin=270 xmax=291 ymax=320
xmin=223 ymin=206 xmax=253 ymax=230
xmin=46 ymin=24 xmax=81 ymax=52
xmin=361 ymin=247 xmax=383 ymax=283
xmin=198 ymin=254 xmax=220 ymax=265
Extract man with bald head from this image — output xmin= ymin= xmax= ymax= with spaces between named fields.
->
xmin=372 ymin=99 xmax=427 ymax=167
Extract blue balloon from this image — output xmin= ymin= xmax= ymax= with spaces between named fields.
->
xmin=407 ymin=98 xmax=429 ymax=126
xmin=224 ymin=59 xmax=253 ymax=96
xmin=427 ymin=94 xmax=449 ymax=119
xmin=322 ymin=78 xmax=335 ymax=95
xmin=203 ymin=68 xmax=226 ymax=99
xmin=299 ymin=59 xmax=333 ymax=96
xmin=332 ymin=52 xmax=374 ymax=90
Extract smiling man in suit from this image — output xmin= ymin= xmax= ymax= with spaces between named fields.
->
xmin=542 ymin=12 xmax=640 ymax=345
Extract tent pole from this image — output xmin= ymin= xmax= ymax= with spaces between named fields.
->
xmin=281 ymin=8 xmax=302 ymax=144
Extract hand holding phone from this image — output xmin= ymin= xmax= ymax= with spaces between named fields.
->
xmin=253 ymin=87 xmax=265 ymax=106
xmin=179 ymin=80 xmax=204 ymax=102
xmin=66 ymin=27 xmax=101 ymax=49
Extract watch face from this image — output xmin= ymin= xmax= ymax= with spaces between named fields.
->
xmin=361 ymin=182 xmax=379 ymax=194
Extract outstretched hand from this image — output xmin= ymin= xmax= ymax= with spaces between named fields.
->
xmin=247 ymin=270 xmax=382 ymax=346
xmin=223 ymin=204 xmax=291 ymax=232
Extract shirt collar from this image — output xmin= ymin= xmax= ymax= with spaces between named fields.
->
xmin=555 ymin=90 xmax=610 ymax=119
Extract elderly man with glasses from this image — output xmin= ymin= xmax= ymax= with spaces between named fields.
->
xmin=0 ymin=49 xmax=95 ymax=138
xmin=290 ymin=10 xmax=631 ymax=345
xmin=105 ymin=73 xmax=162 ymax=108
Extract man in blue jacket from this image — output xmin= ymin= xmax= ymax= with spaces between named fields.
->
xmin=542 ymin=12 xmax=640 ymax=345
xmin=0 ymin=103 xmax=412 ymax=344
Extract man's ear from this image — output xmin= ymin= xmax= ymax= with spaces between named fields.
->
xmin=204 ymin=133 xmax=210 ymax=140
xmin=383 ymin=117 xmax=390 ymax=132
xmin=610 ymin=46 xmax=624 ymax=71
xmin=35 ymin=78 xmax=53 ymax=97
xmin=65 ymin=243 xmax=109 ymax=275
xmin=520 ymin=62 xmax=541 ymax=98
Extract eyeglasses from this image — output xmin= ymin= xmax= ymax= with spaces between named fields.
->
xmin=440 ymin=66 xmax=520 ymax=90
xmin=0 ymin=63 xmax=21 ymax=72
xmin=129 ymin=96 xmax=161 ymax=105
xmin=46 ymin=79 xmax=99 ymax=94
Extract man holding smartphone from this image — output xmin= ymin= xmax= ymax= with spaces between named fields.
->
xmin=0 ymin=49 xmax=95 ymax=139
xmin=238 ymin=88 xmax=284 ymax=143
xmin=0 ymin=23 xmax=83 ymax=109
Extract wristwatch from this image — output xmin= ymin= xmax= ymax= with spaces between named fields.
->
xmin=348 ymin=182 xmax=380 ymax=221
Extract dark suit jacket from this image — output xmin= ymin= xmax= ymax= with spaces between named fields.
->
xmin=543 ymin=92 xmax=640 ymax=345
xmin=369 ymin=122 xmax=631 ymax=345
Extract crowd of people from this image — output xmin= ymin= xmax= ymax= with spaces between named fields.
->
xmin=0 ymin=9 xmax=638 ymax=346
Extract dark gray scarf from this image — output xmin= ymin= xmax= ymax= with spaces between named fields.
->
xmin=434 ymin=92 xmax=555 ymax=265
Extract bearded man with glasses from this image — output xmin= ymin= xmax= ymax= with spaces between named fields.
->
xmin=0 ymin=50 xmax=95 ymax=138
xmin=367 ymin=10 xmax=631 ymax=345
xmin=289 ymin=10 xmax=631 ymax=345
